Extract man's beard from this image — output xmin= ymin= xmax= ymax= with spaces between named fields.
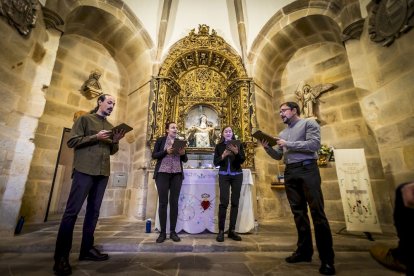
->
xmin=102 ymin=108 xmax=112 ymax=116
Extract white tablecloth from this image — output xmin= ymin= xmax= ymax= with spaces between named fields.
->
xmin=155 ymin=169 xmax=254 ymax=234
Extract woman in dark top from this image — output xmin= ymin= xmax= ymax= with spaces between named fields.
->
xmin=152 ymin=122 xmax=188 ymax=243
xmin=213 ymin=126 xmax=245 ymax=242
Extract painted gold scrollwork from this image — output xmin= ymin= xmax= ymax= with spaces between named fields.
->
xmin=149 ymin=25 xmax=256 ymax=168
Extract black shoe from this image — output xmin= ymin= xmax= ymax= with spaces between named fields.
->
xmin=79 ymin=246 xmax=109 ymax=261
xmin=228 ymin=230 xmax=242 ymax=241
xmin=216 ymin=230 xmax=224 ymax=242
xmin=319 ymin=262 xmax=335 ymax=275
xmin=170 ymin=231 xmax=181 ymax=242
xmin=156 ymin=232 xmax=166 ymax=243
xmin=53 ymin=257 xmax=72 ymax=275
xmin=285 ymin=252 xmax=312 ymax=263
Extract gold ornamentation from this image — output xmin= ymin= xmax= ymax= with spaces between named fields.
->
xmin=148 ymin=25 xmax=256 ymax=168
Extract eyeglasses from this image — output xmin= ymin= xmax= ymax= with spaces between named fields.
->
xmin=279 ymin=108 xmax=291 ymax=114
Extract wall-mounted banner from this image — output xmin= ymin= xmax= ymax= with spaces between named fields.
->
xmin=334 ymin=149 xmax=382 ymax=233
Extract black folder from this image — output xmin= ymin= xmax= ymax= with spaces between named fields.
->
xmin=111 ymin=123 xmax=133 ymax=134
xmin=252 ymin=130 xmax=278 ymax=146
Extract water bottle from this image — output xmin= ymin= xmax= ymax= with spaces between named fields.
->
xmin=14 ymin=216 xmax=25 ymax=235
xmin=145 ymin=218 xmax=152 ymax=233
xmin=254 ymin=220 xmax=259 ymax=234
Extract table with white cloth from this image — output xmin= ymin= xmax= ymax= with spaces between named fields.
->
xmin=155 ymin=169 xmax=254 ymax=234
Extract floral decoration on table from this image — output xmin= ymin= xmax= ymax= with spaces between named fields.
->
xmin=318 ymin=144 xmax=334 ymax=166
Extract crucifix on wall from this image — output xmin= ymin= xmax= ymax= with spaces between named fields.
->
xmin=346 ymin=185 xmax=369 ymax=223
xmin=294 ymin=82 xmax=337 ymax=120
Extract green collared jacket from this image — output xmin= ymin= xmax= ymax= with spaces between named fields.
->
xmin=67 ymin=113 xmax=119 ymax=176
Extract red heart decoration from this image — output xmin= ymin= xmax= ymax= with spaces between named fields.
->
xmin=201 ymin=200 xmax=210 ymax=210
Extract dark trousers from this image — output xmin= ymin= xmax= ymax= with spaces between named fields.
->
xmin=155 ymin=172 xmax=183 ymax=233
xmin=54 ymin=170 xmax=108 ymax=261
xmin=284 ymin=162 xmax=334 ymax=263
xmin=218 ymin=173 xmax=243 ymax=231
xmin=394 ymin=183 xmax=414 ymax=275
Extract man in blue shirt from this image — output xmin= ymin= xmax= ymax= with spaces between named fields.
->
xmin=260 ymin=101 xmax=335 ymax=275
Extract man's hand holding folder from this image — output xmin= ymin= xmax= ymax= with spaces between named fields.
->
xmin=252 ymin=130 xmax=279 ymax=146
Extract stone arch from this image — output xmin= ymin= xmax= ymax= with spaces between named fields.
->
xmin=249 ymin=13 xmax=346 ymax=220
xmin=44 ymin=0 xmax=152 ymax=44
xmin=251 ymin=14 xmax=343 ymax=92
xmin=22 ymin=1 xmax=154 ymax=222
xmin=249 ymin=0 xmax=363 ymax=63
xmin=54 ymin=3 xmax=154 ymax=72
xmin=249 ymin=5 xmax=392 ymax=223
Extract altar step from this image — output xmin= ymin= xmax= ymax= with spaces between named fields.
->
xmin=0 ymin=217 xmax=397 ymax=254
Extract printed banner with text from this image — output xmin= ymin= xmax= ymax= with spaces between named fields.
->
xmin=334 ymin=149 xmax=382 ymax=233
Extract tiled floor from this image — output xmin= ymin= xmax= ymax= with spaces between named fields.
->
xmin=0 ymin=217 xmax=403 ymax=275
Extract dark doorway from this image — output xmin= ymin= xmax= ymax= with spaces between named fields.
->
xmin=45 ymin=128 xmax=74 ymax=221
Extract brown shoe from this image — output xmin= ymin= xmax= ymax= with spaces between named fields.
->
xmin=369 ymin=244 xmax=406 ymax=272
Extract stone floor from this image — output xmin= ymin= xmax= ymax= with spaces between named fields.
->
xmin=0 ymin=217 xmax=403 ymax=275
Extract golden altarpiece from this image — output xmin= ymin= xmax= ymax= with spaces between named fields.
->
xmin=147 ymin=25 xmax=257 ymax=169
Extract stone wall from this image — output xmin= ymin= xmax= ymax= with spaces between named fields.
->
xmin=253 ymin=84 xmax=290 ymax=219
xmin=22 ymin=34 xmax=129 ymax=222
xmin=2 ymin=0 xmax=410 ymax=233
xmin=0 ymin=10 xmax=59 ymax=234
xmin=345 ymin=21 xmax=414 ymax=208
xmin=246 ymin=2 xmax=411 ymax=226
xmin=124 ymin=60 xmax=153 ymax=221
xmin=281 ymin=42 xmax=393 ymax=223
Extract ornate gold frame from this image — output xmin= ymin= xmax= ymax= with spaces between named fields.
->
xmin=147 ymin=24 xmax=257 ymax=168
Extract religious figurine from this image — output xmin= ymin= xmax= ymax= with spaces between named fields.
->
xmin=294 ymin=82 xmax=337 ymax=119
xmin=186 ymin=54 xmax=195 ymax=66
xmin=199 ymin=52 xmax=208 ymax=65
xmin=81 ymin=70 xmax=103 ymax=99
xmin=186 ymin=114 xmax=217 ymax=147
xmin=188 ymin=28 xmax=197 ymax=42
xmin=198 ymin=24 xmax=209 ymax=35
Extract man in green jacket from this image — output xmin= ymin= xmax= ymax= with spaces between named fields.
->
xmin=53 ymin=94 xmax=125 ymax=275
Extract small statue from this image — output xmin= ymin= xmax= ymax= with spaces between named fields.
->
xmin=199 ymin=52 xmax=208 ymax=65
xmin=189 ymin=28 xmax=196 ymax=41
xmin=186 ymin=114 xmax=217 ymax=148
xmin=295 ymin=82 xmax=337 ymax=119
xmin=198 ymin=24 xmax=209 ymax=35
xmin=81 ymin=70 xmax=103 ymax=99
